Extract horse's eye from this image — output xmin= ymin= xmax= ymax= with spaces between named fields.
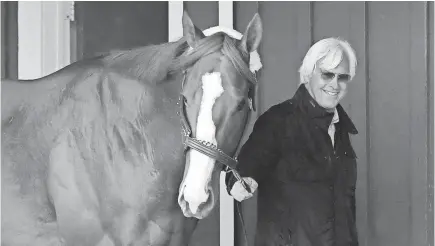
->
xmin=236 ymin=99 xmax=246 ymax=111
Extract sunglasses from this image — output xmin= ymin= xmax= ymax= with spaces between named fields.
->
xmin=319 ymin=69 xmax=351 ymax=82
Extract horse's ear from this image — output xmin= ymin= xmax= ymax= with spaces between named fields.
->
xmin=240 ymin=13 xmax=263 ymax=53
xmin=182 ymin=11 xmax=205 ymax=48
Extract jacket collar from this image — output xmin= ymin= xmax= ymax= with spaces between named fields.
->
xmin=292 ymin=85 xmax=358 ymax=134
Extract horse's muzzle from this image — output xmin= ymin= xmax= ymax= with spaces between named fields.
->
xmin=177 ymin=184 xmax=216 ymax=219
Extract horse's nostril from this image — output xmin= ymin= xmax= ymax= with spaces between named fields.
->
xmin=194 ymin=188 xmax=215 ymax=218
xmin=178 ymin=186 xmax=215 ymax=219
xmin=187 ymin=194 xmax=209 ymax=214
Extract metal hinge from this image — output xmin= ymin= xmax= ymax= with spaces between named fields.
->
xmin=65 ymin=1 xmax=75 ymax=22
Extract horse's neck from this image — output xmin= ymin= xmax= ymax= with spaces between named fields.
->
xmin=156 ymin=72 xmax=185 ymax=101
xmin=1 ymin=80 xmax=34 ymax=122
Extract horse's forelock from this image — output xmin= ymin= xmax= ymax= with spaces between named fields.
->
xmin=221 ymin=36 xmax=257 ymax=85
xmin=169 ymin=34 xmax=257 ymax=86
xmin=169 ymin=35 xmax=224 ymax=74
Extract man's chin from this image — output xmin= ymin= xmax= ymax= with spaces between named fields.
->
xmin=319 ymin=102 xmax=339 ymax=111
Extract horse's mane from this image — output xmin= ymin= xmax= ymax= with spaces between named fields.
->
xmin=100 ymin=38 xmax=188 ymax=83
xmin=100 ymin=33 xmax=257 ymax=85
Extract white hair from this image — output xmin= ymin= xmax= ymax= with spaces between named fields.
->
xmin=298 ymin=37 xmax=357 ymax=84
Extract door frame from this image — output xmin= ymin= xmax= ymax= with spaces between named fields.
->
xmin=17 ymin=1 xmax=72 ymax=79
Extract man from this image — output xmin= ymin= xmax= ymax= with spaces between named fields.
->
xmin=226 ymin=37 xmax=359 ymax=246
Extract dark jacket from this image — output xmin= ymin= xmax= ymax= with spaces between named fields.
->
xmin=226 ymin=85 xmax=359 ymax=246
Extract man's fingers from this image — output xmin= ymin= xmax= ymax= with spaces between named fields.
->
xmin=234 ymin=193 xmax=253 ymax=202
xmin=230 ymin=178 xmax=258 ymax=202
xmin=244 ymin=177 xmax=258 ymax=191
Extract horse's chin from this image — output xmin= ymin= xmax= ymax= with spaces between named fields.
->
xmin=178 ymin=185 xmax=216 ymax=219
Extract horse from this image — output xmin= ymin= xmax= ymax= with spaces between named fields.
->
xmin=1 ymin=11 xmax=263 ymax=246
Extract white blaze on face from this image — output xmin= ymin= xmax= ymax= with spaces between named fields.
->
xmin=180 ymin=72 xmax=224 ymax=215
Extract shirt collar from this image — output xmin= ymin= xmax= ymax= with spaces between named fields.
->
xmin=292 ymin=85 xmax=358 ymax=134
xmin=331 ymin=108 xmax=339 ymax=124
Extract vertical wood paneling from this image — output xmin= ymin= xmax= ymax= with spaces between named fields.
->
xmin=234 ymin=1 xmax=258 ymax=33
xmin=75 ymin=2 xmax=168 ymax=60
xmin=1 ymin=2 xmax=6 ymax=78
xmin=183 ymin=1 xmax=218 ymax=30
xmin=408 ymin=4 xmax=430 ymax=246
xmin=428 ymin=2 xmax=434 ymax=246
xmin=257 ymin=1 xmax=311 ymax=113
xmin=1 ymin=2 xmax=18 ymax=80
xmin=368 ymin=2 xmax=429 ymax=246
xmin=311 ymin=3 xmax=368 ymax=245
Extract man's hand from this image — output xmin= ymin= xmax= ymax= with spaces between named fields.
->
xmin=230 ymin=177 xmax=258 ymax=202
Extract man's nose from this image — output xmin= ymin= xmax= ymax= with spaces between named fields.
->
xmin=328 ymin=76 xmax=339 ymax=89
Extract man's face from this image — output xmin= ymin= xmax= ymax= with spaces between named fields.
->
xmin=305 ymin=53 xmax=351 ymax=111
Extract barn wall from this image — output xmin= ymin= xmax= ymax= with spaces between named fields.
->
xmin=429 ymin=2 xmax=434 ymax=246
xmin=235 ymin=2 xmax=434 ymax=246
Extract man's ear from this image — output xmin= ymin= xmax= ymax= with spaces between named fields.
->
xmin=239 ymin=13 xmax=263 ymax=53
xmin=182 ymin=11 xmax=205 ymax=48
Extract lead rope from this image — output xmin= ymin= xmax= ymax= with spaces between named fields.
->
xmin=237 ymin=201 xmax=249 ymax=246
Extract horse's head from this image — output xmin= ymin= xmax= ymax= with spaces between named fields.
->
xmin=176 ymin=12 xmax=262 ymax=219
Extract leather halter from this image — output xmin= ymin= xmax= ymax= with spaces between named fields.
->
xmin=178 ymin=70 xmax=253 ymax=193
